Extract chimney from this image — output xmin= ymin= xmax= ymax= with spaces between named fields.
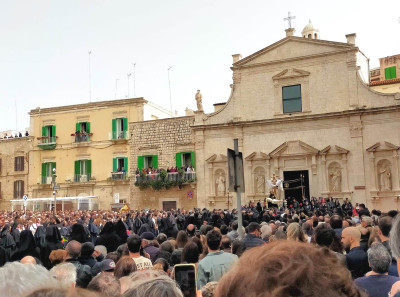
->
xmin=345 ymin=33 xmax=356 ymax=45
xmin=285 ymin=28 xmax=296 ymax=37
xmin=232 ymin=54 xmax=242 ymax=64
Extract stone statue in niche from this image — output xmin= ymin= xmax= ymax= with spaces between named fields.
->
xmin=329 ymin=167 xmax=342 ymax=192
xmin=216 ymin=172 xmax=226 ymax=196
xmin=256 ymin=175 xmax=265 ymax=194
xmin=378 ymin=164 xmax=392 ymax=191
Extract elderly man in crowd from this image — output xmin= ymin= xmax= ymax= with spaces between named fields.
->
xmin=64 ymin=240 xmax=92 ymax=288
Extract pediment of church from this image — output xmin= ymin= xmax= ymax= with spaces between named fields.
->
xmin=269 ymin=140 xmax=319 ymax=157
xmin=206 ymin=154 xmax=227 ymax=163
xmin=272 ymin=68 xmax=310 ymax=81
xmin=245 ymin=152 xmax=270 ymax=161
xmin=366 ymin=141 xmax=400 ymax=152
xmin=320 ymin=145 xmax=349 ymax=155
xmin=234 ymin=37 xmax=355 ymax=68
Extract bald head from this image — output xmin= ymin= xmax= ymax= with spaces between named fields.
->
xmin=21 ymin=256 xmax=36 ymax=264
xmin=341 ymin=227 xmax=361 ymax=250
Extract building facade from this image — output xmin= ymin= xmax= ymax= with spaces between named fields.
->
xmin=370 ymin=54 xmax=400 ymax=93
xmin=24 ymin=98 xmax=172 ymax=211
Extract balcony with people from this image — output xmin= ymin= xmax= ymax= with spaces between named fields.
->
xmin=110 ymin=157 xmax=129 ymax=181
xmin=71 ymin=122 xmax=92 ymax=144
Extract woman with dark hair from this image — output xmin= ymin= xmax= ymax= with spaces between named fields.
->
xmin=11 ymin=230 xmax=40 ymax=261
xmin=176 ymin=231 xmax=188 ymax=249
xmin=95 ymin=221 xmax=121 ymax=253
xmin=69 ymin=223 xmax=90 ymax=243
xmin=181 ymin=241 xmax=199 ymax=265
xmin=41 ymin=225 xmax=63 ymax=269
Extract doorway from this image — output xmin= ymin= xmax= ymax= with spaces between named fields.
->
xmin=283 ymin=170 xmax=310 ymax=202
xmin=162 ymin=201 xmax=177 ymax=211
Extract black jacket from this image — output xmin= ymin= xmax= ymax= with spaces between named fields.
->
xmin=65 ymin=258 xmax=93 ymax=288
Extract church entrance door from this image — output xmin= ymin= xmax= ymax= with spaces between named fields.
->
xmin=283 ymin=170 xmax=310 ymax=202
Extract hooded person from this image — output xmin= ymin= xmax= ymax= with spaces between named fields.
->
xmin=95 ymin=222 xmax=121 ymax=253
xmin=34 ymin=226 xmax=47 ymax=248
xmin=40 ymin=225 xmax=63 ymax=269
xmin=115 ymin=220 xmax=128 ymax=244
xmin=0 ymin=224 xmax=16 ymax=261
xmin=11 ymin=230 xmax=40 ymax=262
xmin=0 ymin=246 xmax=6 ymax=267
xmin=69 ymin=223 xmax=90 ymax=244
xmin=88 ymin=217 xmax=100 ymax=245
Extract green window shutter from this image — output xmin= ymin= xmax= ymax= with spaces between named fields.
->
xmin=87 ymin=160 xmax=92 ymax=175
xmin=52 ymin=125 xmax=56 ymax=137
xmin=42 ymin=126 xmax=47 ymax=137
xmin=74 ymin=160 xmax=80 ymax=175
xmin=123 ymin=117 xmax=128 ymax=131
xmin=52 ymin=162 xmax=56 ymax=172
xmin=176 ymin=153 xmax=182 ymax=168
xmin=76 ymin=123 xmax=80 ymax=132
xmin=113 ymin=158 xmax=117 ymax=172
xmin=391 ymin=67 xmax=397 ymax=79
xmin=112 ymin=119 xmax=117 ymax=137
xmin=152 ymin=155 xmax=158 ymax=168
xmin=190 ymin=151 xmax=196 ymax=168
xmin=86 ymin=122 xmax=91 ymax=133
xmin=41 ymin=163 xmax=46 ymax=177
xmin=385 ymin=67 xmax=391 ymax=79
xmin=123 ymin=157 xmax=128 ymax=172
xmin=138 ymin=156 xmax=144 ymax=171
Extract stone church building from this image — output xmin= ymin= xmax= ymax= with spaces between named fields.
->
xmin=131 ymin=23 xmax=400 ymax=212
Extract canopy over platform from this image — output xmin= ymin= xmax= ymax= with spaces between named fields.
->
xmin=10 ymin=196 xmax=99 ymax=211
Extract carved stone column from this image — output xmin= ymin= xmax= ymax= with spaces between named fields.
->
xmin=392 ymin=150 xmax=400 ymax=191
xmin=248 ymin=163 xmax=254 ymax=195
xmin=369 ymin=152 xmax=377 ymax=191
xmin=208 ymin=165 xmax=213 ymax=195
xmin=341 ymin=154 xmax=349 ymax=192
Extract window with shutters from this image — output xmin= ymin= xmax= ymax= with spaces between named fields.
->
xmin=111 ymin=117 xmax=128 ymax=140
xmin=175 ymin=152 xmax=195 ymax=169
xmin=74 ymin=122 xmax=91 ymax=142
xmin=41 ymin=162 xmax=56 ymax=184
xmin=282 ymin=85 xmax=302 ymax=113
xmin=15 ymin=156 xmax=24 ymax=171
xmin=14 ymin=180 xmax=24 ymax=198
xmin=41 ymin=125 xmax=56 ymax=143
xmin=74 ymin=159 xmax=92 ymax=182
xmin=137 ymin=155 xmax=158 ymax=171
xmin=112 ymin=157 xmax=128 ymax=180
xmin=384 ymin=66 xmax=397 ymax=80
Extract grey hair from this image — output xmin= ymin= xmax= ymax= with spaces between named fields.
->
xmin=367 ymin=243 xmax=392 ymax=274
xmin=260 ymin=225 xmax=272 ymax=238
xmin=0 ymin=262 xmax=58 ymax=297
xmin=390 ymin=214 xmax=400 ymax=259
xmin=123 ymin=274 xmax=183 ymax=297
xmin=50 ymin=263 xmax=77 ymax=288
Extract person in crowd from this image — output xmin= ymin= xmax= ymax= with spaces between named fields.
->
xmin=87 ymin=272 xmax=121 ymax=297
xmin=378 ymin=215 xmax=398 ymax=276
xmin=341 ymin=227 xmax=370 ymax=278
xmin=355 ymin=243 xmax=399 ymax=297
xmin=181 ymin=241 xmax=200 ymax=266
xmin=10 ymin=229 xmax=40 ymax=261
xmin=214 ymin=240 xmax=367 ymax=297
xmin=95 ymin=221 xmax=122 ymax=254
xmin=41 ymin=225 xmax=64 ymax=269
xmin=127 ymin=235 xmax=153 ymax=270
xmin=78 ymin=242 xmax=102 ymax=276
xmin=227 ymin=221 xmax=239 ymax=242
xmin=287 ymin=222 xmax=307 ymax=242
xmin=69 ymin=223 xmax=90 ymax=244
xmin=100 ymin=258 xmax=116 ymax=274
xmin=50 ymin=262 xmax=77 ymax=289
xmin=197 ymin=230 xmax=238 ymax=288
xmin=114 ymin=256 xmax=137 ymax=279
xmin=389 ymin=215 xmax=400 ymax=297
xmin=243 ymin=222 xmax=264 ymax=249
xmin=64 ymin=240 xmax=93 ymax=288
xmin=21 ymin=255 xmax=37 ymax=264
xmin=140 ymin=232 xmax=159 ymax=263
xmin=123 ymin=274 xmax=183 ymax=297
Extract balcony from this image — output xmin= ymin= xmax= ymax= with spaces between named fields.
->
xmin=74 ymin=174 xmax=92 ymax=183
xmin=71 ymin=132 xmax=92 ymax=143
xmin=109 ymin=131 xmax=129 ymax=142
xmin=135 ymin=171 xmax=197 ymax=190
xmin=37 ymin=136 xmax=57 ymax=150
xmin=111 ymin=171 xmax=128 ymax=180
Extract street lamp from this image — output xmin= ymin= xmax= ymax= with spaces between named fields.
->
xmin=52 ymin=168 xmax=57 ymax=215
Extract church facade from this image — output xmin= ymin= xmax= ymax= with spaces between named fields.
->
xmin=126 ymin=24 xmax=400 ymax=212
xmin=190 ymin=26 xmax=400 ymax=212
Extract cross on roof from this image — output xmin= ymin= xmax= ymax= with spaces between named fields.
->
xmin=284 ymin=11 xmax=296 ymax=29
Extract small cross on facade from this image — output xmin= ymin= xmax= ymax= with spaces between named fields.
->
xmin=284 ymin=11 xmax=296 ymax=29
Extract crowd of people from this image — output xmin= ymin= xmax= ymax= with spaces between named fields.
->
xmin=0 ymin=198 xmax=400 ymax=297
xmin=0 ymin=131 xmax=29 ymax=140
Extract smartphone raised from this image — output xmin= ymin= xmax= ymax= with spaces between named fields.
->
xmin=174 ymin=264 xmax=197 ymax=297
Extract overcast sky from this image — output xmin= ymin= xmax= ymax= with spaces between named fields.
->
xmin=1 ymin=0 xmax=399 ymax=133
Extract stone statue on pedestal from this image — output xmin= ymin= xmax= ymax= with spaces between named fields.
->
xmin=195 ymin=90 xmax=203 ymax=111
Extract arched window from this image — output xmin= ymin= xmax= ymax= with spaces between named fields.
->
xmin=308 ymin=34 xmax=311 ymax=38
